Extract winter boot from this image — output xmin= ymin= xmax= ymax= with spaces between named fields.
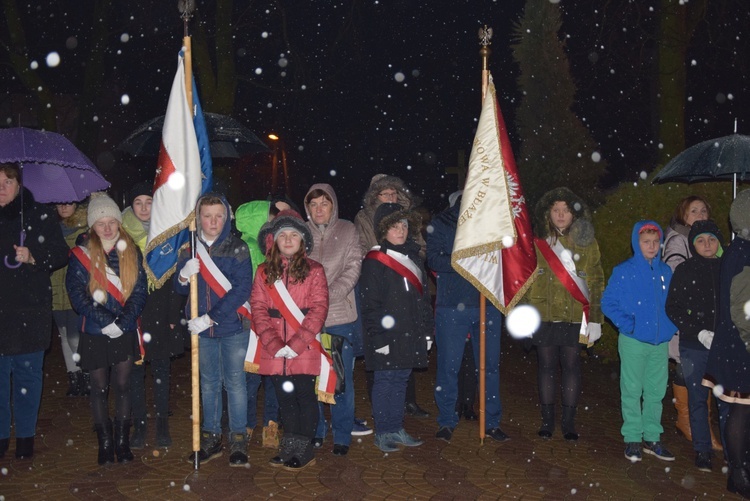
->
xmin=269 ymin=435 xmax=296 ymax=467
xmin=156 ymin=417 xmax=172 ymax=448
xmin=15 ymin=436 xmax=34 ymax=459
xmin=561 ymin=405 xmax=579 ymax=442
xmin=130 ymin=419 xmax=147 ymax=449
xmin=114 ymin=419 xmax=134 ymax=463
xmin=673 ymin=383 xmax=692 ymax=441
xmin=80 ymin=371 xmax=91 ymax=397
xmin=283 ymin=435 xmax=316 ymax=471
xmin=95 ymin=419 xmax=115 ymax=465
xmin=707 ymin=393 xmax=723 ymax=452
xmin=263 ymin=420 xmax=280 ymax=449
xmin=66 ymin=371 xmax=81 ymax=397
xmin=187 ymin=431 xmax=223 ymax=464
xmin=538 ymin=404 xmax=554 ymax=439
xmin=229 ymin=432 xmax=249 ymax=467
xmin=728 ymin=464 xmax=750 ymax=498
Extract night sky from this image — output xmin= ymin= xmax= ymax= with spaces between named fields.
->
xmin=1 ymin=0 xmax=748 ymax=218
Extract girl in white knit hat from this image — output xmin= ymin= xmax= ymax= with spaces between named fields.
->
xmin=66 ymin=192 xmax=148 ymax=465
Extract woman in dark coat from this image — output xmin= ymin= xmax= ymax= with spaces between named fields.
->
xmin=0 ymin=164 xmax=68 ymax=460
xmin=359 ymin=203 xmax=432 ymax=453
xmin=702 ymin=190 xmax=750 ymax=497
xmin=66 ymin=192 xmax=148 ymax=465
xmin=666 ymin=219 xmax=723 ymax=472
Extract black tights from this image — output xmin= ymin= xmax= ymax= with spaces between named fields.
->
xmin=537 ymin=345 xmax=581 ymax=407
xmin=89 ymin=358 xmax=133 ymax=425
xmin=726 ymin=403 xmax=750 ymax=468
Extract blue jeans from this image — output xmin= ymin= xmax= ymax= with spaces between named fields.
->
xmin=373 ymin=369 xmax=411 ymax=434
xmin=199 ymin=331 xmax=249 ymax=435
xmin=246 ymin=373 xmax=278 ymax=428
xmin=0 ymin=351 xmax=45 ymax=439
xmin=315 ymin=322 xmax=356 ymax=446
xmin=680 ymin=345 xmax=712 ymax=453
xmin=434 ymin=306 xmax=502 ymax=429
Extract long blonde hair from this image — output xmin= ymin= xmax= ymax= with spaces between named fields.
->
xmin=87 ymin=229 xmax=139 ymax=301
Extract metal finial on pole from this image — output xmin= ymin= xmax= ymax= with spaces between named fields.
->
xmin=178 ymin=0 xmax=196 ymax=37
xmin=478 ymin=25 xmax=493 ymax=100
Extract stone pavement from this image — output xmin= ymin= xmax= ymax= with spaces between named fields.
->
xmin=0 ymin=337 xmax=741 ymax=500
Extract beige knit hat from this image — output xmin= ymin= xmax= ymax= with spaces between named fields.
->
xmin=87 ymin=192 xmax=122 ymax=227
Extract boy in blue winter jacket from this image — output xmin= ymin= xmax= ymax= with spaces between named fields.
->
xmin=601 ymin=221 xmax=678 ymax=463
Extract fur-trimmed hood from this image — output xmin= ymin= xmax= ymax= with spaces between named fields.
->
xmin=362 ymin=174 xmax=418 ymax=216
xmin=373 ymin=202 xmax=422 ymax=243
xmin=534 ymin=187 xmax=595 ymax=246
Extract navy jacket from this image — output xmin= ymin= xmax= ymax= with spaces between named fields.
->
xmin=601 ymin=220 xmax=677 ymax=345
xmin=427 ymin=201 xmax=489 ymax=311
xmin=174 ymin=194 xmax=253 ymax=337
xmin=66 ymin=242 xmax=148 ymax=335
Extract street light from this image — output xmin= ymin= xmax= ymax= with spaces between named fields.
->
xmin=267 ymin=133 xmax=288 ymax=195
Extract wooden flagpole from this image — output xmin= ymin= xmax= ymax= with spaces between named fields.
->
xmin=478 ymin=25 xmax=492 ymax=445
xmin=181 ymin=7 xmax=201 ymax=469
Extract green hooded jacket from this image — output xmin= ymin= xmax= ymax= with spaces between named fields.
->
xmin=235 ymin=200 xmax=270 ymax=277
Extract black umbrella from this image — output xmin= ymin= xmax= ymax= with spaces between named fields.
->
xmin=652 ymin=134 xmax=750 ymax=196
xmin=117 ymin=113 xmax=270 ymax=158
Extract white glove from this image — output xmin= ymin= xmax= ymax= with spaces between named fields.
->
xmin=698 ymin=330 xmax=714 ymax=350
xmin=102 ymin=322 xmax=123 ymax=339
xmin=179 ymin=258 xmax=200 ymax=282
xmin=586 ymin=322 xmax=602 ymax=343
xmin=375 ymin=345 xmax=390 ymax=355
xmin=188 ymin=314 xmax=213 ymax=335
xmin=426 ymin=337 xmax=433 ymax=351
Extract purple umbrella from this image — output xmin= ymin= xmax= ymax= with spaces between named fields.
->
xmin=0 ymin=127 xmax=110 ymax=203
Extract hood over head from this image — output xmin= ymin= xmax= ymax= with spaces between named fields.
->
xmin=235 ymin=200 xmax=271 ymax=246
xmin=630 ymin=219 xmax=664 ymax=261
xmin=304 ymin=183 xmax=339 ymax=227
xmin=195 ymin=192 xmax=233 ymax=244
xmin=362 ymin=174 xmax=418 ymax=213
xmin=534 ymin=187 xmax=595 ymax=245
xmin=373 ymin=202 xmax=422 ymax=243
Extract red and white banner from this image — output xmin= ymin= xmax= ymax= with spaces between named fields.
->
xmin=451 ymin=75 xmax=537 ymax=314
xmin=144 ymin=51 xmax=203 ymax=288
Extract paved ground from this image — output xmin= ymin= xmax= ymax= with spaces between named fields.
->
xmin=0 ymin=335 xmax=741 ymax=500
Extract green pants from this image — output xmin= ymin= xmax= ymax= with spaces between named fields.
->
xmin=618 ymin=334 xmax=668 ymax=443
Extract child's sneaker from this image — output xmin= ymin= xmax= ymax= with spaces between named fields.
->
xmin=643 ymin=441 xmax=675 ymax=461
xmin=351 ymin=418 xmax=373 ymax=436
xmin=624 ymin=442 xmax=642 ymax=462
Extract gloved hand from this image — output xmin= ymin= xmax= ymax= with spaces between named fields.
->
xmin=179 ymin=258 xmax=200 ymax=282
xmin=375 ymin=345 xmax=390 ymax=355
xmin=426 ymin=337 xmax=433 ymax=351
xmin=102 ymin=322 xmax=123 ymax=339
xmin=698 ymin=330 xmax=714 ymax=350
xmin=586 ymin=322 xmax=602 ymax=343
xmin=188 ymin=314 xmax=213 ymax=335
xmin=275 ymin=346 xmax=298 ymax=358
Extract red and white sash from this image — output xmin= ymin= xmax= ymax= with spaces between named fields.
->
xmin=264 ymin=278 xmax=336 ymax=404
xmin=195 ymin=240 xmax=252 ymax=320
xmin=71 ymin=246 xmax=146 ymax=362
xmin=365 ymin=248 xmax=423 ymax=295
xmin=534 ymin=237 xmax=590 ymax=338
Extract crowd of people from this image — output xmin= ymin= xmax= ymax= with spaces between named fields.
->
xmin=2 ymin=162 xmax=750 ymax=495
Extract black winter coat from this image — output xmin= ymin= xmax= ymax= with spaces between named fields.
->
xmin=0 ymin=188 xmax=68 ymax=355
xmin=359 ymin=244 xmax=432 ymax=371
xmin=666 ymin=255 xmax=721 ymax=351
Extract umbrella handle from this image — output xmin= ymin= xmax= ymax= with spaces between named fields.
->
xmin=4 ymin=230 xmax=26 ymax=269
